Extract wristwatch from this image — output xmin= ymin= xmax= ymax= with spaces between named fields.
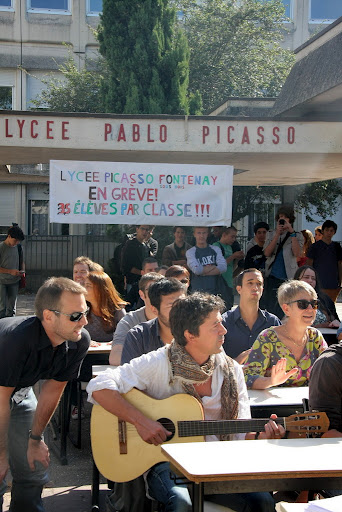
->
xmin=28 ymin=430 xmax=43 ymax=441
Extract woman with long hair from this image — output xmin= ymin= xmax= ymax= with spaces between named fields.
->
xmin=293 ymin=265 xmax=340 ymax=328
xmin=71 ymin=271 xmax=127 ymax=419
xmin=84 ymin=271 xmax=128 ymax=343
xmin=297 ymin=230 xmax=314 ymax=267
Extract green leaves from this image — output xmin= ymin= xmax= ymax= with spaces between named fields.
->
xmin=179 ymin=0 xmax=295 ymax=111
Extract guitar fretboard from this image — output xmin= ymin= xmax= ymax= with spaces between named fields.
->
xmin=178 ymin=418 xmax=286 ymax=437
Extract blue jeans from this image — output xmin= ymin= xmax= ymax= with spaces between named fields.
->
xmin=0 ymin=282 xmax=19 ymax=319
xmin=146 ymin=462 xmax=276 ymax=512
xmin=146 ymin=462 xmax=192 ymax=512
xmin=0 ymin=388 xmax=49 ymax=512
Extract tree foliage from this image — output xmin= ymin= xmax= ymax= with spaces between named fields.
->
xmin=30 ymin=51 xmax=104 ymax=113
xmin=98 ymin=0 xmax=200 ymax=114
xmin=179 ymin=0 xmax=295 ymax=111
xmin=233 ymin=180 xmax=342 ymax=225
xmin=294 ymin=180 xmax=342 ymax=223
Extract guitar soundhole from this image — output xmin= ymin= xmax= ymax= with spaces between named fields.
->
xmin=158 ymin=418 xmax=175 ymax=442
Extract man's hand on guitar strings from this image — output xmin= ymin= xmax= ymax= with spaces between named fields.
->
xmin=135 ymin=417 xmax=172 ymax=446
xmin=258 ymin=414 xmax=286 ymax=440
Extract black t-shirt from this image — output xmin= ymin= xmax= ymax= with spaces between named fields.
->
xmin=0 ymin=316 xmax=90 ymax=391
xmin=244 ymin=245 xmax=266 ymax=271
xmin=121 ymin=238 xmax=150 ymax=284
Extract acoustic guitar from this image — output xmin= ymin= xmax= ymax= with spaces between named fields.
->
xmin=90 ymin=388 xmax=329 ymax=482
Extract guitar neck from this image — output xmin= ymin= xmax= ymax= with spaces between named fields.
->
xmin=178 ymin=418 xmax=286 ymax=437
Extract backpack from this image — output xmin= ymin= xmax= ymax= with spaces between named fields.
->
xmin=111 ymin=234 xmax=133 ymax=275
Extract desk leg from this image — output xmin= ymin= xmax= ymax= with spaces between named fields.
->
xmin=59 ymin=388 xmax=69 ymax=465
xmin=192 ymin=482 xmax=204 ymax=512
xmin=91 ymin=460 xmax=100 ymax=511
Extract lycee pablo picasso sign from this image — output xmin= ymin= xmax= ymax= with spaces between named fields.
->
xmin=49 ymin=161 xmax=233 ymax=226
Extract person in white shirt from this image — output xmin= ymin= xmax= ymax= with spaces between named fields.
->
xmin=88 ymin=293 xmax=284 ymax=512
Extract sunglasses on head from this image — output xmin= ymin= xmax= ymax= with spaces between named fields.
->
xmin=50 ymin=307 xmax=90 ymax=322
xmin=286 ymin=299 xmax=319 ymax=310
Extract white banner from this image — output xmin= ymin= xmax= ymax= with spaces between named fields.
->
xmin=49 ymin=161 xmax=233 ymax=226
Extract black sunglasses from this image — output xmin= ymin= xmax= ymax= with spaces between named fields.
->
xmin=50 ymin=307 xmax=90 ymax=322
xmin=180 ymin=278 xmax=189 ymax=283
xmin=286 ymin=299 xmax=320 ymax=310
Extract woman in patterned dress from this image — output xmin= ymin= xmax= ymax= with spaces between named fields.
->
xmin=243 ymin=280 xmax=328 ymax=389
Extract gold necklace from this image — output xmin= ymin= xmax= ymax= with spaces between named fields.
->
xmin=283 ymin=326 xmax=308 ymax=348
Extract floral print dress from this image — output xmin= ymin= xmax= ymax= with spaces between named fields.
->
xmin=243 ymin=327 xmax=328 ymax=389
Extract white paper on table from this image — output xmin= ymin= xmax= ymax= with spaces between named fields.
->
xmin=305 ymin=495 xmax=342 ymax=512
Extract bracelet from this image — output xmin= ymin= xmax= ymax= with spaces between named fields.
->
xmin=255 ymin=432 xmax=260 ymax=440
xmin=290 ymin=233 xmax=297 ymax=237
xmin=28 ymin=430 xmax=43 ymax=442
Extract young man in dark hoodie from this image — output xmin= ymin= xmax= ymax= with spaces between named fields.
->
xmin=309 ymin=343 xmax=342 ymax=437
xmin=309 ymin=344 xmax=342 ymax=498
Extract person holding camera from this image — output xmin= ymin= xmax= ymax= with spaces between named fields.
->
xmin=263 ymin=205 xmax=304 ymax=318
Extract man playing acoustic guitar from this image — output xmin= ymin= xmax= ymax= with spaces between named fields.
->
xmin=87 ymin=292 xmax=285 ymax=511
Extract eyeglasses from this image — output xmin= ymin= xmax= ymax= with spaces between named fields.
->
xmin=50 ymin=307 xmax=90 ymax=322
xmin=286 ymin=299 xmax=320 ymax=310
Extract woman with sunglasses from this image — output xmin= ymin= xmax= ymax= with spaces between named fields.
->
xmin=71 ymin=271 xmax=127 ymax=419
xmin=293 ymin=265 xmax=340 ymax=329
xmin=243 ymin=280 xmax=327 ymax=389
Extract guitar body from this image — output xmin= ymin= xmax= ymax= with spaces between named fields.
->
xmin=91 ymin=389 xmax=204 ymax=482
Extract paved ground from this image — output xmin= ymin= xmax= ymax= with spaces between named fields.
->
xmin=3 ymin=291 xmax=342 ymax=511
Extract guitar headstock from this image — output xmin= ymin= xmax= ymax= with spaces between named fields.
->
xmin=285 ymin=411 xmax=330 ymax=433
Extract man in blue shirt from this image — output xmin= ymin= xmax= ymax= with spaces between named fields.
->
xmin=121 ymin=278 xmax=186 ymax=364
xmin=222 ymin=269 xmax=281 ymax=364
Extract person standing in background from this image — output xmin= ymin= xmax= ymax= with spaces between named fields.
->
xmin=307 ymin=220 xmax=342 ymax=302
xmin=263 ymin=205 xmax=303 ymax=319
xmin=213 ymin=226 xmax=244 ymax=310
xmin=0 ymin=225 xmax=25 ymax=318
xmin=186 ymin=226 xmax=227 ymax=294
xmin=162 ymin=226 xmax=192 ymax=267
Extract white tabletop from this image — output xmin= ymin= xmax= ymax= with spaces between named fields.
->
xmin=87 ymin=344 xmax=112 ymax=355
xmin=248 ymin=386 xmax=309 ymax=407
xmin=161 ymin=438 xmax=342 ymax=484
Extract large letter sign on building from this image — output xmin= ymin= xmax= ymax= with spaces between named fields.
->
xmin=49 ymin=161 xmax=233 ymax=226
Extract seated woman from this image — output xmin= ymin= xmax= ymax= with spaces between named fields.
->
xmin=165 ymin=264 xmax=190 ymax=290
xmin=84 ymin=270 xmax=127 ymax=343
xmin=243 ymin=280 xmax=328 ymax=389
xmin=71 ymin=271 xmax=127 ymax=419
xmin=293 ymin=265 xmax=340 ymax=329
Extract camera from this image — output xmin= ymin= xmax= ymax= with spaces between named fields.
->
xmin=279 ymin=219 xmax=285 ymax=225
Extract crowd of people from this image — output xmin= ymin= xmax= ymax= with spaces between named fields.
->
xmin=0 ymin=209 xmax=342 ymax=512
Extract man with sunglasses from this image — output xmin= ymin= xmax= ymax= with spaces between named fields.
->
xmin=0 ymin=277 xmax=90 ymax=512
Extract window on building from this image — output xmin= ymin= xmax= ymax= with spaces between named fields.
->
xmin=262 ymin=0 xmax=291 ymax=19
xmin=0 ymin=0 xmax=14 ymax=10
xmin=0 ymin=86 xmax=12 ymax=109
xmin=86 ymin=224 xmax=107 ymax=236
xmin=27 ymin=0 xmax=70 ymax=13
xmin=310 ymin=0 xmax=341 ymax=22
xmin=87 ymin=0 xmax=102 ymax=15
xmin=29 ymin=200 xmax=69 ymax=235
